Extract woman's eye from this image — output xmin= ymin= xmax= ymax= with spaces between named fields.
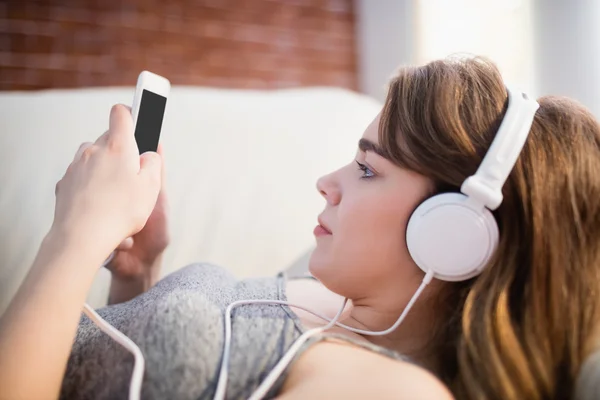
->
xmin=355 ymin=160 xmax=375 ymax=179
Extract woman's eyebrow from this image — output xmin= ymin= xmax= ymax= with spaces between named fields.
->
xmin=358 ymin=138 xmax=389 ymax=160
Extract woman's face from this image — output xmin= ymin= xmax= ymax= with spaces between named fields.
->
xmin=309 ymin=114 xmax=434 ymax=299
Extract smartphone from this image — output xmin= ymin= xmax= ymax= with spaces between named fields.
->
xmin=131 ymin=71 xmax=171 ymax=154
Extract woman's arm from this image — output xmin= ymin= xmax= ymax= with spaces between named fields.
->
xmin=277 ymin=339 xmax=454 ymax=400
xmin=108 ymin=254 xmax=163 ymax=304
xmin=0 ymin=104 xmax=162 ymax=399
xmin=0 ymin=231 xmax=108 ymax=400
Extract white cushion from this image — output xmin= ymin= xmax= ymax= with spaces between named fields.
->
xmin=0 ymin=86 xmax=381 ymax=311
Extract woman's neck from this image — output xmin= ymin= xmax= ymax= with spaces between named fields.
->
xmin=284 ymin=277 xmax=443 ymax=374
xmin=334 ymin=300 xmax=442 ymax=374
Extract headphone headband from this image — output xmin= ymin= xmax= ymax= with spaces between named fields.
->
xmin=461 ymin=87 xmax=539 ymax=210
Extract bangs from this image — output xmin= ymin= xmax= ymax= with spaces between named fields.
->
xmin=377 ymin=66 xmax=441 ymax=176
xmin=376 ymin=58 xmax=508 ymax=195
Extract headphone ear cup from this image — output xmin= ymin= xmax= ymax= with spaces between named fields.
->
xmin=406 ymin=193 xmax=499 ymax=281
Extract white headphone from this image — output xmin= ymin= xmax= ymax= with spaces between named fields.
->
xmin=406 ymin=87 xmax=540 ymax=282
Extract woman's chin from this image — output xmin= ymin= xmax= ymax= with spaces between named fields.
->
xmin=307 ymin=254 xmax=320 ymax=277
xmin=308 ymin=254 xmax=344 ymax=292
xmin=308 ymin=252 xmax=329 ymax=281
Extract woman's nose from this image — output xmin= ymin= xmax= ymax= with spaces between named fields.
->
xmin=316 ymin=171 xmax=341 ymax=206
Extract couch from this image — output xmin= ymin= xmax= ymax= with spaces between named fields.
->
xmin=0 ymin=86 xmax=381 ymax=313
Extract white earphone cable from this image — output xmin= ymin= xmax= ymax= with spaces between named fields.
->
xmin=79 ymin=251 xmax=145 ymax=400
xmin=247 ymin=298 xmax=348 ymax=400
xmin=214 ymin=298 xmax=348 ymax=400
xmin=87 ymin=248 xmax=433 ymax=400
xmin=215 ymin=269 xmax=434 ymax=400
xmin=82 ymin=304 xmax=145 ymax=400
xmin=331 ymin=269 xmax=434 ymax=337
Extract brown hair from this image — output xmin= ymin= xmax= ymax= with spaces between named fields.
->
xmin=379 ymin=56 xmax=600 ymax=399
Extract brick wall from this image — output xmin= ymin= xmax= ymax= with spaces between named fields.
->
xmin=0 ymin=0 xmax=357 ymax=90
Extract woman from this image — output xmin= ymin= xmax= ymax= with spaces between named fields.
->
xmin=1 ymin=55 xmax=599 ymax=399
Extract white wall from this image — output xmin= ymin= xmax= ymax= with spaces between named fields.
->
xmin=533 ymin=0 xmax=600 ymax=117
xmin=413 ymin=0 xmax=536 ymax=95
xmin=354 ymin=0 xmax=415 ymax=103
xmin=354 ymin=0 xmax=535 ymax=100
xmin=354 ymin=0 xmax=600 ymax=118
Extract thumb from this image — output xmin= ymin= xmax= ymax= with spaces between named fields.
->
xmin=105 ymin=104 xmax=134 ymax=149
xmin=138 ymin=151 xmax=162 ymax=196
xmin=109 ymin=104 xmax=133 ymax=134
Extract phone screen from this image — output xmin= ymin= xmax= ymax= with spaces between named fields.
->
xmin=134 ymin=89 xmax=167 ymax=154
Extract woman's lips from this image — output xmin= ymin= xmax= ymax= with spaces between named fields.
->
xmin=314 ymin=217 xmax=332 ymax=236
xmin=314 ymin=225 xmax=331 ymax=236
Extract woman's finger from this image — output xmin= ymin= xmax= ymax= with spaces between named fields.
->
xmin=94 ymin=130 xmax=110 ymax=146
xmin=116 ymin=237 xmax=134 ymax=251
xmin=74 ymin=142 xmax=94 ymax=162
xmin=94 ymin=105 xmax=134 ymax=152
xmin=105 ymin=104 xmax=135 ymax=152
xmin=157 ymin=144 xmax=166 ymax=191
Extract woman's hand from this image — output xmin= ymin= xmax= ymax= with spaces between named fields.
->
xmin=104 ymin=145 xmax=169 ymax=304
xmin=106 ymin=144 xmax=170 ymax=280
xmin=52 ymin=104 xmax=162 ymax=262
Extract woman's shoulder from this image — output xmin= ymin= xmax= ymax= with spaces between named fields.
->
xmin=279 ymin=336 xmax=454 ymax=400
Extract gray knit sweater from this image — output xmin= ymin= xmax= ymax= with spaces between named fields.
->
xmin=60 ymin=263 xmax=404 ymax=400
